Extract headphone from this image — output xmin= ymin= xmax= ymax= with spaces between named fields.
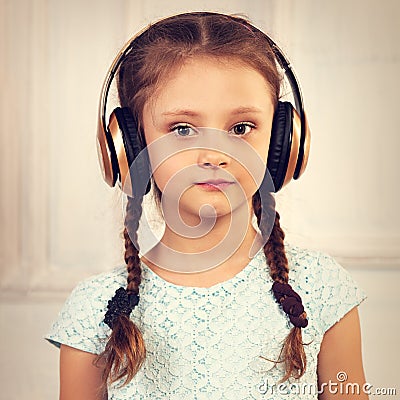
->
xmin=96 ymin=13 xmax=311 ymax=195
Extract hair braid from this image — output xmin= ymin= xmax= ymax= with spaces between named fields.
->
xmin=96 ymin=195 xmax=146 ymax=388
xmin=252 ymin=191 xmax=307 ymax=381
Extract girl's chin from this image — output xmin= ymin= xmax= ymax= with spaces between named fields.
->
xmin=179 ymin=200 xmax=252 ymax=222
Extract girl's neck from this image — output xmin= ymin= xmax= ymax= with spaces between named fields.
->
xmin=161 ymin=213 xmax=243 ymax=253
xmin=164 ymin=196 xmax=257 ymax=250
xmin=143 ymin=200 xmax=263 ymax=275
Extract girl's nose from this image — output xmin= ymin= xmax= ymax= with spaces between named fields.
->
xmin=198 ymin=150 xmax=229 ymax=169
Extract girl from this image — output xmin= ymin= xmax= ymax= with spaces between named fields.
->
xmin=46 ymin=12 xmax=368 ymax=400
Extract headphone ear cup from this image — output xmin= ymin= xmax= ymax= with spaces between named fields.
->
xmin=113 ymin=107 xmax=151 ymax=196
xmin=114 ymin=107 xmax=142 ymax=164
xmin=267 ymin=101 xmax=293 ymax=192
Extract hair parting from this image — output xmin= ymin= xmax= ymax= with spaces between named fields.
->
xmin=252 ymin=191 xmax=307 ymax=380
xmin=117 ymin=13 xmax=282 ymax=129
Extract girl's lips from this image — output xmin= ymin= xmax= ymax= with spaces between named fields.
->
xmin=194 ymin=180 xmax=235 ymax=191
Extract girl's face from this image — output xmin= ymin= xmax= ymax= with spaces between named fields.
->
xmin=142 ymin=56 xmax=275 ymax=226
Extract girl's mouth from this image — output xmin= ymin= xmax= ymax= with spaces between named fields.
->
xmin=194 ymin=179 xmax=235 ymax=191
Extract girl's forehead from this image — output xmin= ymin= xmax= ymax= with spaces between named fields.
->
xmin=158 ymin=55 xmax=268 ymax=90
xmin=144 ymin=56 xmax=273 ymax=118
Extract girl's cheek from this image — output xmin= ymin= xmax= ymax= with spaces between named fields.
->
xmin=239 ymin=171 xmax=260 ymax=197
xmin=150 ymin=153 xmax=193 ymax=191
xmin=151 ymin=164 xmax=173 ymax=192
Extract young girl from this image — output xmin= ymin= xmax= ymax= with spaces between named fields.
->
xmin=46 ymin=12 xmax=368 ymax=400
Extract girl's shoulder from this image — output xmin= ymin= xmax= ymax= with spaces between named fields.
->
xmin=283 ymin=242 xmax=367 ymax=333
xmin=61 ymin=265 xmax=129 ymax=312
xmin=284 ymin=242 xmax=353 ymax=283
xmin=45 ymin=266 xmax=127 ymax=353
xmin=71 ymin=265 xmax=127 ymax=298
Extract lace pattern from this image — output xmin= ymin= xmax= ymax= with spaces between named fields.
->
xmin=46 ymin=243 xmax=366 ymax=399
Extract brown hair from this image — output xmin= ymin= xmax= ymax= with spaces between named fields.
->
xmin=96 ymin=11 xmax=307 ymax=387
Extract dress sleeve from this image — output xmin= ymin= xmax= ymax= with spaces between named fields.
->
xmin=307 ymin=251 xmax=367 ymax=334
xmin=45 ymin=278 xmax=111 ymax=355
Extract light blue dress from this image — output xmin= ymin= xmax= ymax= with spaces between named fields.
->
xmin=46 ymin=243 xmax=366 ymax=399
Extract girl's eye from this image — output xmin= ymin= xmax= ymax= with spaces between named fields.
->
xmin=171 ymin=124 xmax=197 ymax=137
xmin=229 ymin=123 xmax=255 ymax=136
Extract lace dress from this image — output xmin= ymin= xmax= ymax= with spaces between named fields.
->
xmin=46 ymin=243 xmax=366 ymax=399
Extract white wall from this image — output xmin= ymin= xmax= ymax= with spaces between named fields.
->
xmin=0 ymin=0 xmax=399 ymax=398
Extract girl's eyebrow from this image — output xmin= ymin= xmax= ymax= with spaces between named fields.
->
xmin=161 ymin=109 xmax=199 ymax=117
xmin=230 ymin=106 xmax=264 ymax=115
xmin=161 ymin=106 xmax=263 ymax=117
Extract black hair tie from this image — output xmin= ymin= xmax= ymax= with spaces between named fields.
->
xmin=272 ymin=281 xmax=308 ymax=328
xmin=104 ymin=287 xmax=140 ymax=329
